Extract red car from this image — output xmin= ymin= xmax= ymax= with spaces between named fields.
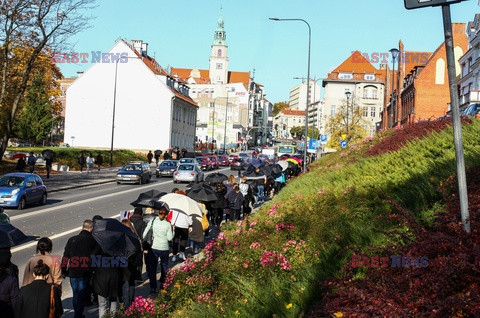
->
xmin=196 ymin=157 xmax=213 ymax=171
xmin=228 ymin=154 xmax=239 ymax=163
xmin=218 ymin=155 xmax=230 ymax=166
xmin=209 ymin=156 xmax=219 ymax=169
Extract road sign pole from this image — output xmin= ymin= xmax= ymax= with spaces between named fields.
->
xmin=441 ymin=4 xmax=470 ymax=232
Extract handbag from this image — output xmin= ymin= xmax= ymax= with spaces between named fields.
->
xmin=49 ymin=284 xmax=55 ymax=318
xmin=143 ymin=218 xmax=156 ymax=247
xmin=201 ymin=213 xmax=210 ymax=230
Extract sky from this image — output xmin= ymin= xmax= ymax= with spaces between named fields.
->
xmin=58 ymin=0 xmax=479 ymax=104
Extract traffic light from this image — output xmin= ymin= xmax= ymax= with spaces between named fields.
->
xmin=404 ymin=0 xmax=465 ymax=9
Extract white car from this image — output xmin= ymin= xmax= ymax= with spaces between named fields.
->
xmin=173 ymin=164 xmax=204 ymax=183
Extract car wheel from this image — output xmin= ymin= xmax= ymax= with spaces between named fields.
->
xmin=17 ymin=197 xmax=26 ymax=210
xmin=39 ymin=193 xmax=47 ymax=206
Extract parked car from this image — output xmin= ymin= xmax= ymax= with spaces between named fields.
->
xmin=196 ymin=157 xmax=213 ymax=171
xmin=209 ymin=156 xmax=219 ymax=169
xmin=155 ymin=160 xmax=178 ymax=177
xmin=230 ymin=158 xmax=247 ymax=170
xmin=463 ymin=103 xmax=480 ymax=118
xmin=173 ymin=164 xmax=204 ymax=183
xmin=116 ymin=162 xmax=151 ymax=184
xmin=238 ymin=153 xmax=249 ymax=159
xmin=218 ymin=155 xmax=230 ymax=166
xmin=0 ymin=173 xmax=47 ymax=210
xmin=228 ymin=154 xmax=239 ymax=163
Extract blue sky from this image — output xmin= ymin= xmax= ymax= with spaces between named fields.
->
xmin=58 ymin=0 xmax=478 ymax=103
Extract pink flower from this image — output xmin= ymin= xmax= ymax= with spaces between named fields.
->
xmin=249 ymin=221 xmax=258 ymax=227
xmin=250 ymin=242 xmax=261 ymax=249
xmin=217 ymin=232 xmax=226 ymax=240
xmin=317 ymin=189 xmax=326 ymax=195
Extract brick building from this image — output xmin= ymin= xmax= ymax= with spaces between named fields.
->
xmin=382 ymin=23 xmax=467 ymax=128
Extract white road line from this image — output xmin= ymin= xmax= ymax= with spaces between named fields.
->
xmin=11 ymin=213 xmax=119 ymax=253
xmin=10 ymin=179 xmax=172 ymax=221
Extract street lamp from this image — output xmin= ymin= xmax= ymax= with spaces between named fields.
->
xmin=389 ymin=48 xmax=400 ymax=126
xmin=223 ymin=89 xmax=230 ymax=154
xmin=270 ymin=17 xmax=311 ymax=172
xmin=345 ymin=91 xmax=351 ymax=141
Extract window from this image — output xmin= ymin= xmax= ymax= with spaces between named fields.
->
xmin=363 ymin=86 xmax=378 ymax=99
xmin=339 ymin=73 xmax=353 ymax=79
xmin=217 ymin=49 xmax=222 ymax=57
xmin=363 ymin=107 xmax=369 ymax=117
xmin=370 ymin=107 xmax=376 ymax=118
xmin=331 ymin=105 xmax=336 ymax=116
xmin=364 ymin=74 xmax=375 ymax=81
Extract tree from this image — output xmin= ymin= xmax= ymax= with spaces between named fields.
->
xmin=325 ymin=98 xmax=368 ymax=150
xmin=0 ymin=0 xmax=95 ymax=161
xmin=272 ymin=101 xmax=289 ymax=117
xmin=290 ymin=125 xmax=319 ymax=140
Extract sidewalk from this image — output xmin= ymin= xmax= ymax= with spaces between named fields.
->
xmin=41 ymin=168 xmax=119 ymax=192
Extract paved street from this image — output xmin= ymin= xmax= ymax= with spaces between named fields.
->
xmin=8 ymin=165 xmax=231 ymax=318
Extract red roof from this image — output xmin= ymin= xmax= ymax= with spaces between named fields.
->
xmin=332 ymin=51 xmax=379 ymax=74
xmin=281 ymin=109 xmax=305 ymax=116
xmin=170 ymin=67 xmax=250 ymax=88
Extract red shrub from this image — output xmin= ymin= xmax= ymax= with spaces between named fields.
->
xmin=365 ymin=118 xmax=472 ymax=157
xmin=308 ymin=166 xmax=480 ymax=317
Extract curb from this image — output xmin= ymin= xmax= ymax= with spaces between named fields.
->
xmin=48 ymin=179 xmax=116 ymax=193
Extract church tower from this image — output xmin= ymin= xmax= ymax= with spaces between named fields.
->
xmin=209 ymin=17 xmax=229 ymax=84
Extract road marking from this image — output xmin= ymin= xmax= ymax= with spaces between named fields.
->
xmin=11 ymin=213 xmax=119 ymax=253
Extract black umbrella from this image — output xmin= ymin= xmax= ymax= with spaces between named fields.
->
xmin=0 ymin=224 xmax=28 ymax=248
xmin=250 ymin=158 xmax=264 ymax=168
xmin=205 ymin=172 xmax=228 ymax=184
xmin=260 ymin=165 xmax=273 ymax=177
xmin=154 ymin=150 xmax=162 ymax=156
xmin=270 ymin=164 xmax=283 ymax=176
xmin=42 ymin=149 xmax=56 ymax=160
xmin=242 ymin=169 xmax=265 ymax=178
xmin=130 ymin=189 xmax=166 ymax=207
xmin=186 ymin=183 xmax=218 ymax=202
xmin=92 ymin=218 xmax=141 ymax=257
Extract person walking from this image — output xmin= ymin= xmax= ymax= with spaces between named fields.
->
xmin=141 ymin=207 xmax=156 ymax=294
xmin=96 ymin=153 xmax=103 ymax=171
xmin=129 ymin=207 xmax=146 ymax=277
xmin=169 ymin=209 xmax=192 ymax=262
xmin=23 ymin=237 xmax=62 ymax=291
xmin=154 ymin=151 xmax=161 ymax=166
xmin=189 ymin=202 xmax=206 ymax=254
xmin=0 ymin=249 xmax=19 ymax=318
xmin=15 ymin=260 xmax=63 ymax=318
xmin=211 ymin=183 xmax=227 ymax=229
xmin=119 ymin=218 xmax=141 ymax=309
xmin=27 ymin=152 xmax=36 ymax=173
xmin=78 ymin=152 xmax=86 ymax=173
xmin=86 ymin=153 xmax=94 ymax=173
xmin=45 ymin=157 xmax=53 ymax=179
xmin=147 ymin=151 xmax=153 ymax=165
xmin=226 ymin=184 xmax=244 ymax=221
xmin=61 ymin=220 xmax=100 ymax=318
xmin=142 ymin=206 xmax=173 ymax=293
xmin=239 ymin=176 xmax=253 ymax=217
xmin=15 ymin=157 xmax=26 ymax=172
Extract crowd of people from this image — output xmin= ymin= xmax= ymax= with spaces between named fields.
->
xmin=0 ymin=153 xmax=303 ymax=318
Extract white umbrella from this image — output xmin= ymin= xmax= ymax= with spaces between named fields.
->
xmin=158 ymin=193 xmax=203 ymax=217
xmin=278 ymin=160 xmax=289 ymax=171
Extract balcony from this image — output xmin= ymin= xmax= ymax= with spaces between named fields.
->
xmin=459 ymin=90 xmax=480 ymax=106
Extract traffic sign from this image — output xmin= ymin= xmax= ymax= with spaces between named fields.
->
xmin=320 ymin=134 xmax=327 ymax=144
xmin=404 ymin=0 xmax=466 ymax=10
xmin=340 ymin=140 xmax=347 ymax=148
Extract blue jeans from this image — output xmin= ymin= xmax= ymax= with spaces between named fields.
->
xmin=149 ymin=249 xmax=170 ymax=290
xmin=257 ymin=185 xmax=264 ymax=202
xmin=69 ymin=277 xmax=89 ymax=318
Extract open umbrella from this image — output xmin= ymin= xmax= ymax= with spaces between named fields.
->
xmin=260 ymin=165 xmax=273 ymax=177
xmin=286 ymin=158 xmax=299 ymax=165
xmin=158 ymin=193 xmax=203 ymax=217
xmin=11 ymin=153 xmax=26 ymax=160
xmin=291 ymin=156 xmax=303 ymax=164
xmin=154 ymin=150 xmax=162 ymax=156
xmin=0 ymin=224 xmax=28 ymax=248
xmin=92 ymin=218 xmax=141 ymax=257
xmin=277 ymin=161 xmax=289 ymax=171
xmin=186 ymin=183 xmax=218 ymax=202
xmin=270 ymin=164 xmax=283 ymax=176
xmin=205 ymin=172 xmax=228 ymax=184
xmin=130 ymin=189 xmax=166 ymax=207
xmin=42 ymin=149 xmax=56 ymax=160
xmin=250 ymin=158 xmax=264 ymax=168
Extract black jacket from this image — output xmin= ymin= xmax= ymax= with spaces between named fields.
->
xmin=0 ymin=270 xmax=18 ymax=318
xmin=226 ymin=191 xmax=244 ymax=210
xmin=211 ymin=185 xmax=227 ymax=209
xmin=92 ymin=253 xmax=123 ymax=298
xmin=62 ymin=230 xmax=101 ymax=278
xmin=15 ymin=280 xmax=63 ymax=318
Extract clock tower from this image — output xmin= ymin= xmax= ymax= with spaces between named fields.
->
xmin=209 ymin=17 xmax=229 ymax=84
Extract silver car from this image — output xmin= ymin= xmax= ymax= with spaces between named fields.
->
xmin=173 ymin=163 xmax=204 ymax=183
xmin=178 ymin=158 xmax=199 ymax=166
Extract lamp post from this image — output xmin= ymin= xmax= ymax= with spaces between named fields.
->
xmin=270 ymin=17 xmax=311 ymax=172
xmin=389 ymin=48 xmax=400 ymax=126
xmin=345 ymin=91 xmax=351 ymax=141
xmin=211 ymin=98 xmax=218 ymax=154
xmin=223 ymin=90 xmax=229 ymax=154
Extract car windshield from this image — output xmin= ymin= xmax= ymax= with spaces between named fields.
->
xmin=179 ymin=164 xmax=194 ymax=171
xmin=123 ymin=164 xmax=141 ymax=171
xmin=180 ymin=159 xmax=193 ymax=163
xmin=161 ymin=161 xmax=176 ymax=167
xmin=0 ymin=176 xmax=25 ymax=187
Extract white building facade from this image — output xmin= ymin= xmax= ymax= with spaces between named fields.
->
xmin=273 ymin=109 xmax=306 ymax=140
xmin=63 ymin=39 xmax=198 ymax=151
xmin=289 ymin=80 xmax=321 ymax=111
xmin=459 ymin=13 xmax=480 ymax=111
